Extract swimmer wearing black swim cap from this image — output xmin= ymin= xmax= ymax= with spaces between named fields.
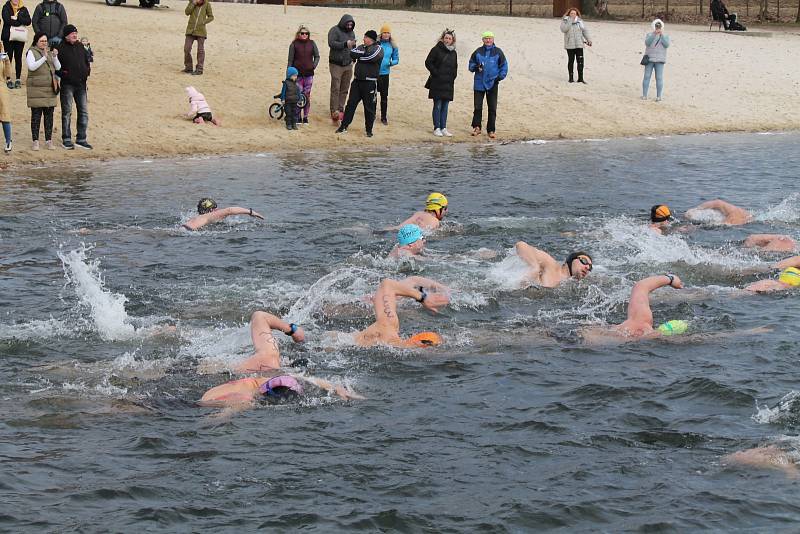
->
xmin=515 ymin=241 xmax=593 ymax=287
xmin=182 ymin=198 xmax=266 ymax=231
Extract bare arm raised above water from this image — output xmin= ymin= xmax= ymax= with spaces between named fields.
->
xmin=235 ymin=311 xmax=304 ymax=373
xmin=685 ymin=199 xmax=752 ymax=225
xmin=183 ymin=206 xmax=265 ymax=231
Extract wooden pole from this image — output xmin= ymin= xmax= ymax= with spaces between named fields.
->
xmin=284 ymin=0 xmax=287 ymax=14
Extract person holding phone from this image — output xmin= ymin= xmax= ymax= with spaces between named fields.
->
xmin=560 ymin=8 xmax=592 ymax=84
xmin=26 ymin=31 xmax=60 ymax=150
xmin=642 ymin=18 xmax=670 ymax=101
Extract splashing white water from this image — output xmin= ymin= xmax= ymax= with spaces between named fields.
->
xmin=287 ymin=267 xmax=381 ymax=326
xmin=597 ymin=218 xmax=760 ymax=269
xmin=0 ymin=317 xmax=76 ymax=341
xmin=487 ymin=250 xmax=533 ymax=291
xmin=755 ymin=193 xmax=800 ymax=223
xmin=753 ymin=391 xmax=800 ymax=424
xmin=58 ymin=246 xmax=137 ymax=341
xmin=684 ymin=208 xmax=726 ymax=225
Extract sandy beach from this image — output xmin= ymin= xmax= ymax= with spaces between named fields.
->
xmin=1 ymin=0 xmax=799 ymax=165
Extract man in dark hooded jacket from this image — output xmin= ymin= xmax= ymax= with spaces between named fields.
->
xmin=31 ymin=0 xmax=67 ymax=46
xmin=327 ymin=14 xmax=355 ymax=124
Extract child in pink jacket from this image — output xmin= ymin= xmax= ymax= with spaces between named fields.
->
xmin=185 ymin=86 xmax=220 ymax=125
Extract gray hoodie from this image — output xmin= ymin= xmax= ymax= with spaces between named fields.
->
xmin=328 ymin=14 xmax=355 ymax=66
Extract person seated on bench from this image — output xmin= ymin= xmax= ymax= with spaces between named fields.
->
xmin=711 ymin=0 xmax=735 ymax=29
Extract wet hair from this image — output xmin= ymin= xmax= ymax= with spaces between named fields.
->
xmin=197 ymin=198 xmax=217 ymax=214
xmin=438 ymin=28 xmax=456 ymax=45
xmin=564 ymin=251 xmax=592 ymax=276
xmin=564 ymin=7 xmax=581 ymax=16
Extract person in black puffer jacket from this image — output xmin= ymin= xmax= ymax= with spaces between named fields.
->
xmin=56 ymin=24 xmax=91 ymax=149
xmin=425 ymin=29 xmax=457 ymax=137
xmin=1 ymin=0 xmax=32 ymax=89
xmin=336 ymin=30 xmax=383 ymax=138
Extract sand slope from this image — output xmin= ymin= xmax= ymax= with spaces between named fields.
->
xmin=2 ymin=0 xmax=799 ymax=165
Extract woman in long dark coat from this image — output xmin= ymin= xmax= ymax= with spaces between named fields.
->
xmin=425 ymin=29 xmax=457 ymax=137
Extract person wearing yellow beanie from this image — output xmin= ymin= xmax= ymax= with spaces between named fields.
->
xmin=377 ymin=23 xmax=399 ymax=125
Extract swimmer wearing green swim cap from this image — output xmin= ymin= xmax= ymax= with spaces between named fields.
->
xmin=581 ymin=274 xmax=684 ymax=343
xmin=745 ymin=255 xmax=800 ymax=293
xmin=182 ymin=198 xmax=265 ymax=231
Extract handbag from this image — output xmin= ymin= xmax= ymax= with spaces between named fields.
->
xmin=640 ymin=54 xmax=649 ymax=65
xmin=9 ymin=26 xmax=28 ymax=43
xmin=51 ymin=73 xmax=60 ymax=95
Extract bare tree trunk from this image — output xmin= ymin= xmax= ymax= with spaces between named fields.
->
xmin=777 ymin=0 xmax=780 ymax=19
xmin=796 ymin=0 xmax=800 ymax=22
xmin=665 ymin=0 xmax=669 ymax=18
xmin=642 ymin=0 xmax=646 ymax=16
xmin=759 ymin=0 xmax=768 ymax=20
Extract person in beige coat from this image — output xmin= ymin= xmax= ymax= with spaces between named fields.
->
xmin=26 ymin=31 xmax=59 ymax=150
xmin=0 ymin=42 xmax=12 ymax=152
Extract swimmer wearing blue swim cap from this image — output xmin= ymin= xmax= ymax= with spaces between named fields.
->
xmin=390 ymin=224 xmax=426 ymax=257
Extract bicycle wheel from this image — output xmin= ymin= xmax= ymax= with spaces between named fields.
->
xmin=296 ymin=93 xmax=307 ymax=109
xmin=268 ymin=103 xmax=284 ymax=120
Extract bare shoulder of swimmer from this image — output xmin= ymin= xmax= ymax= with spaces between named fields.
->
xmin=724 ymin=446 xmax=800 ymax=478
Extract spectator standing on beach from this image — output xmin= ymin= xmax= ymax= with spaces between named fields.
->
xmin=560 ymin=8 xmax=592 ymax=84
xmin=281 ymin=67 xmax=300 ymax=131
xmin=2 ymin=0 xmax=32 ymax=89
xmin=335 ymin=30 xmax=382 ymax=137
xmin=424 ymin=29 xmax=457 ymax=138
xmin=26 ymin=31 xmax=59 ymax=150
xmin=31 ymin=0 xmax=65 ymax=47
xmin=0 ymin=46 xmax=12 ymax=152
xmin=327 ymin=14 xmax=355 ymax=124
xmin=468 ymin=31 xmax=507 ymax=139
xmin=57 ymin=24 xmax=90 ymax=149
xmin=287 ymin=24 xmax=319 ymax=125
xmin=642 ymin=18 xmax=670 ymax=101
xmin=376 ymin=23 xmax=398 ymax=125
xmin=184 ymin=0 xmax=213 ymax=76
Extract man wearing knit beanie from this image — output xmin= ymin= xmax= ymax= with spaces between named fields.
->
xmin=56 ymin=22 xmax=92 ymax=149
xmin=335 ymin=30 xmax=383 ymax=137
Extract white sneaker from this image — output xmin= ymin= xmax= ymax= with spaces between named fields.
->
xmin=655 ymin=96 xmax=662 ymax=102
xmin=441 ymin=128 xmax=453 ymax=137
xmin=3 ymin=141 xmax=11 ymax=153
xmin=641 ymin=96 xmax=647 ymax=100
xmin=46 ymin=140 xmax=55 ymax=150
xmin=433 ymin=128 xmax=443 ymax=137
xmin=32 ymin=140 xmax=39 ymax=151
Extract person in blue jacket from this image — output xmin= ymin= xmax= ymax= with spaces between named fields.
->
xmin=377 ymin=23 xmax=399 ymax=125
xmin=468 ymin=30 xmax=507 ymax=139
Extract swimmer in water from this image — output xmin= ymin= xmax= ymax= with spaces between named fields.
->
xmin=685 ymin=199 xmax=752 ymax=225
xmin=649 ymin=204 xmax=674 ymax=235
xmin=724 ymin=445 xmax=800 ymax=478
xmin=581 ymin=274 xmax=685 ymax=343
xmin=182 ymin=198 xmax=265 ymax=231
xmin=743 ymin=234 xmax=797 ymax=253
xmin=386 ymin=192 xmax=448 ymax=232
xmin=199 ymin=373 xmax=363 ymax=407
xmin=745 ymin=256 xmax=800 ymax=292
xmin=234 ymin=311 xmax=306 ymax=373
xmin=351 ymin=276 xmax=450 ymax=348
xmin=515 ymin=242 xmax=593 ymax=287
xmin=389 ymin=224 xmax=426 ymax=257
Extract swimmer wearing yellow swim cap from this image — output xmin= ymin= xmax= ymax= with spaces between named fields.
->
xmin=385 ymin=192 xmax=449 ymax=232
xmin=745 ymin=255 xmax=800 ymax=293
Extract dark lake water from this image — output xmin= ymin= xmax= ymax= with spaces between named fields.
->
xmin=2 ymin=132 xmax=800 ymax=531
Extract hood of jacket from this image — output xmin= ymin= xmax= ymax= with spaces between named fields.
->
xmin=651 ymin=18 xmax=665 ymax=31
xmin=338 ymin=14 xmax=354 ymax=31
xmin=185 ymin=86 xmax=202 ymax=100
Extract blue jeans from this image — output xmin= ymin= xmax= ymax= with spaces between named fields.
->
xmin=642 ymin=62 xmax=665 ymax=98
xmin=60 ymin=82 xmax=89 ymax=143
xmin=432 ymin=99 xmax=449 ymax=130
